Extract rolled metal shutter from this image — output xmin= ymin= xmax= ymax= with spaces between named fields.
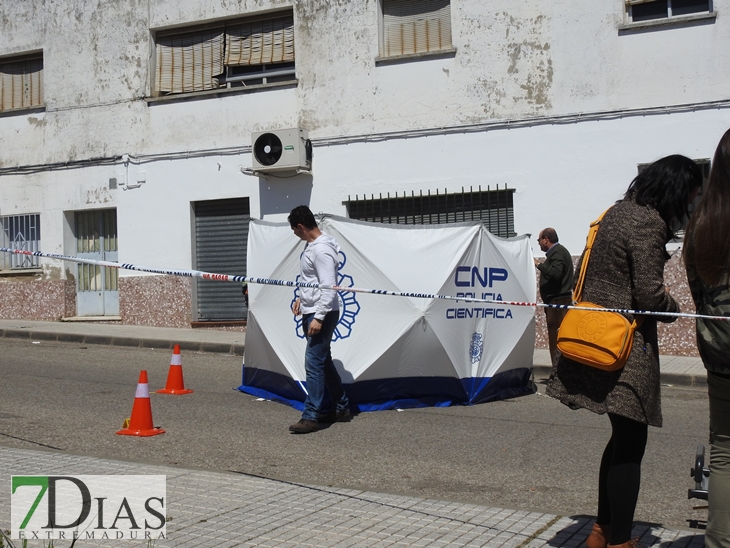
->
xmin=194 ymin=198 xmax=249 ymax=321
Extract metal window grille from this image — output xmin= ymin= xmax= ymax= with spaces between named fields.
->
xmin=344 ymin=185 xmax=515 ymax=237
xmin=0 ymin=214 xmax=41 ymax=269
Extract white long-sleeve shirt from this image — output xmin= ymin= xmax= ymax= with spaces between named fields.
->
xmin=299 ymin=233 xmax=340 ymax=320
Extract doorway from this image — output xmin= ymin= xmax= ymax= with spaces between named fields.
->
xmin=75 ymin=209 xmax=118 ymax=316
xmin=193 ymin=198 xmax=249 ymax=321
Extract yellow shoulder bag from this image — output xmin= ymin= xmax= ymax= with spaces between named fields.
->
xmin=556 ymin=209 xmax=641 ymax=372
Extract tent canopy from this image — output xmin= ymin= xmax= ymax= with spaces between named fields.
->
xmin=240 ymin=215 xmax=537 ymax=411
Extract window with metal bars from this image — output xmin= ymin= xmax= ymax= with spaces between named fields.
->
xmin=344 ymin=186 xmax=515 ymax=237
xmin=380 ymin=0 xmax=452 ymax=58
xmin=154 ymin=11 xmax=295 ymax=96
xmin=0 ymin=53 xmax=43 ymax=112
xmin=0 ymin=214 xmax=41 ymax=270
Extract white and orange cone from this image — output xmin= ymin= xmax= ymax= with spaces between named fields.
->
xmin=156 ymin=344 xmax=193 ymax=395
xmin=117 ymin=370 xmax=165 ymax=437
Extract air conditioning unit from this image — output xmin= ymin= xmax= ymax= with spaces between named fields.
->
xmin=251 ymin=128 xmax=312 ymax=173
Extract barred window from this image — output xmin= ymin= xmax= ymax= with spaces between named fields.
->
xmin=344 ymin=186 xmax=515 ymax=237
xmin=0 ymin=54 xmax=43 ymax=112
xmin=0 ymin=214 xmax=41 ymax=270
xmin=154 ymin=11 xmax=295 ymax=96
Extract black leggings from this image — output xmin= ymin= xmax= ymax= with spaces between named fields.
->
xmin=596 ymin=413 xmax=648 ymax=545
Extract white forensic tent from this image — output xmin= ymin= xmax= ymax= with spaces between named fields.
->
xmin=239 ymin=215 xmax=537 ymax=411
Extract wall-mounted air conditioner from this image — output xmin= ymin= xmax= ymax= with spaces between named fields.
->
xmin=251 ymin=128 xmax=312 ymax=173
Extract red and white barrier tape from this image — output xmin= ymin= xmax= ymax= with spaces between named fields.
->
xmin=1 ymin=246 xmax=728 ymax=322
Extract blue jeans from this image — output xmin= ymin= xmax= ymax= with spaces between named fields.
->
xmin=301 ymin=311 xmax=350 ymax=421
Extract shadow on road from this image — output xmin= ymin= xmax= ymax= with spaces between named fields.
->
xmin=544 ymin=515 xmax=704 ymax=547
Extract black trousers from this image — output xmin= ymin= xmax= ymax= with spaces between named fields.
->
xmin=596 ymin=413 xmax=648 ymax=544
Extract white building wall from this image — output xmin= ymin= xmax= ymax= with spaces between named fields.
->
xmin=6 ymin=105 xmax=723 ymax=272
xmin=2 ymin=1 xmax=728 ymax=165
xmin=0 ymin=0 xmax=728 ymax=339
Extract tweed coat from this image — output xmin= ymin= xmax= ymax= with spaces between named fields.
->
xmin=545 ymin=199 xmax=679 ymax=427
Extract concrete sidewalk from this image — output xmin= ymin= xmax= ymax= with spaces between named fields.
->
xmin=0 ymin=446 xmax=704 ymax=548
xmin=0 ymin=318 xmax=246 ymax=355
xmin=0 ymin=319 xmax=708 ymax=386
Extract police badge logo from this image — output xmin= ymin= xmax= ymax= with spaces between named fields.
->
xmin=470 ymin=332 xmax=484 ymax=364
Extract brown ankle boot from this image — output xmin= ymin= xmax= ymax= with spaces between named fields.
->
xmin=586 ymin=523 xmax=611 ymax=548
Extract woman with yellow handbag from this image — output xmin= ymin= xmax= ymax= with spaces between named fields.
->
xmin=684 ymin=128 xmax=730 ymax=548
xmin=546 ymin=155 xmax=702 ymax=548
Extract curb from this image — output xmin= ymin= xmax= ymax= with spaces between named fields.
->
xmin=532 ymin=364 xmax=706 ymax=388
xmin=1 ymin=328 xmax=702 ymax=382
xmin=532 ymin=365 xmax=553 ymax=380
xmin=0 ymin=328 xmax=245 ymax=356
xmin=660 ymin=372 xmax=707 ymax=388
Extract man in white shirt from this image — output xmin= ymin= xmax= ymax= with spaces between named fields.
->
xmin=288 ymin=205 xmax=351 ymax=434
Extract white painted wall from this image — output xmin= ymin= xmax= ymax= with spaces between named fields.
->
xmin=3 ymin=0 xmax=729 ymax=163
xmin=0 ymin=0 xmax=729 ymax=281
xmin=47 ymin=106 xmax=730 ymax=275
xmin=307 ymin=110 xmax=730 ymax=255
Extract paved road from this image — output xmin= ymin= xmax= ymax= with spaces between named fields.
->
xmin=0 ymin=318 xmax=709 ymax=387
xmin=0 ymin=338 xmax=710 ymax=533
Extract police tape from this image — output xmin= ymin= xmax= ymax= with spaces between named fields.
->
xmin=2 ymin=246 xmax=728 ymax=322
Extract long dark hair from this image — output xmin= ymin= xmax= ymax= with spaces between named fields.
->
xmin=624 ymin=154 xmax=702 ymax=238
xmin=684 ymin=129 xmax=730 ymax=287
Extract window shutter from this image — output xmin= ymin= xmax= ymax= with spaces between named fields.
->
xmin=226 ymin=15 xmax=295 ymax=66
xmin=383 ymin=0 xmax=452 ymax=57
xmin=156 ymin=30 xmax=224 ymax=93
xmin=194 ymin=198 xmax=250 ymax=321
xmin=0 ymin=57 xmax=43 ymax=111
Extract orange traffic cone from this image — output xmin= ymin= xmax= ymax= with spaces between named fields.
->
xmin=117 ymin=370 xmax=165 ymax=437
xmin=156 ymin=344 xmax=193 ymax=395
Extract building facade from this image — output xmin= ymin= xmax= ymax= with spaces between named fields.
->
xmin=0 ymin=0 xmax=728 ymax=354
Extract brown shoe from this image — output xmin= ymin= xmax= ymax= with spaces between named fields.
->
xmin=586 ymin=523 xmax=610 ymax=548
xmin=607 ymin=540 xmax=640 ymax=548
xmin=289 ymin=419 xmax=319 ymax=434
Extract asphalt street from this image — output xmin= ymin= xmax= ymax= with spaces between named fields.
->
xmin=0 ymin=337 xmax=710 ymax=531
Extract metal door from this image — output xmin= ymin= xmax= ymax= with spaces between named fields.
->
xmin=194 ymin=198 xmax=249 ymax=321
xmin=75 ymin=209 xmax=118 ymax=316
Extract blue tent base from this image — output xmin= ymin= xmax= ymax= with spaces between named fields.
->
xmin=238 ymin=365 xmax=536 ymax=412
